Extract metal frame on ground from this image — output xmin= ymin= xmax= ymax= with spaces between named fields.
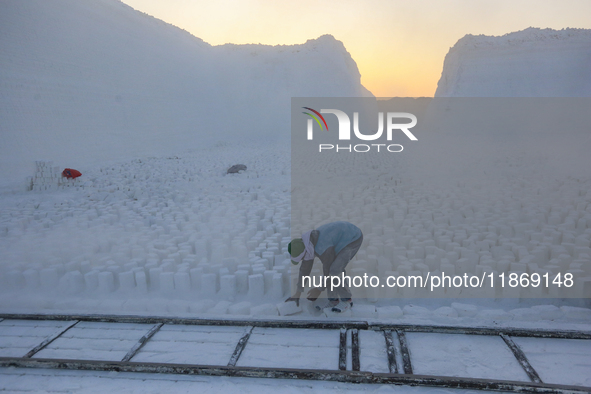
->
xmin=0 ymin=313 xmax=589 ymax=393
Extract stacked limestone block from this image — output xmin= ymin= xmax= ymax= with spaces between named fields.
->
xmin=26 ymin=161 xmax=80 ymax=191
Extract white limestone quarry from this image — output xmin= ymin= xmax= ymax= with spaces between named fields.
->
xmin=0 ymin=0 xmax=371 ymax=187
xmin=1 ymin=144 xmax=591 ymax=326
xmin=435 ymin=28 xmax=591 ymax=97
xmin=0 ymin=1 xmax=590 ymax=327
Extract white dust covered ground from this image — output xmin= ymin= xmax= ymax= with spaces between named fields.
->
xmin=1 ymin=139 xmax=590 ymax=330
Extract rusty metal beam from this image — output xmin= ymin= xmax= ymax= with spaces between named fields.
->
xmin=500 ymin=334 xmax=543 ymax=384
xmin=0 ymin=357 xmax=588 ymax=393
xmin=1 ymin=313 xmax=589 ymax=339
xmin=396 ymin=330 xmax=413 ymax=375
xmin=23 ymin=321 xmax=78 ymax=359
xmin=351 ymin=328 xmax=360 ymax=372
xmin=338 ymin=328 xmax=347 ymax=371
xmin=383 ymin=330 xmax=398 ymax=374
xmin=121 ymin=323 xmax=163 ymax=362
xmin=227 ymin=326 xmax=253 ymax=367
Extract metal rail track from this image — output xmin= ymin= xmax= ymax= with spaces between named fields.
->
xmin=0 ymin=313 xmax=589 ymax=393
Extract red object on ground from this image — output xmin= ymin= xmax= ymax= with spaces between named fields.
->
xmin=62 ymin=168 xmax=82 ymax=179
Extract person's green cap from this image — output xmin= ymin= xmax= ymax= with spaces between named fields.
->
xmin=288 ymin=238 xmax=305 ymax=264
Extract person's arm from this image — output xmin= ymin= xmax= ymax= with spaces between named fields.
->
xmin=285 ymin=230 xmax=321 ymax=305
xmin=287 ymin=259 xmax=325 ymax=305
xmin=285 ymin=259 xmax=312 ymax=306
xmin=285 ymin=292 xmax=302 ymax=305
xmin=299 ymin=230 xmax=324 ymax=295
xmin=296 ymin=258 xmax=314 ymax=293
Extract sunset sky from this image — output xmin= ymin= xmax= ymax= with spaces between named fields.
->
xmin=122 ymin=0 xmax=591 ymax=97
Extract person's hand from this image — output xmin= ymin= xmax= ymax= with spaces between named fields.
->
xmin=306 ymin=287 xmax=323 ymax=301
xmin=285 ymin=291 xmax=301 ymax=306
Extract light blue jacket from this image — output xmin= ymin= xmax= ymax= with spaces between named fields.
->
xmin=296 ymin=221 xmax=363 ymax=292
xmin=314 ymin=221 xmax=362 ymax=255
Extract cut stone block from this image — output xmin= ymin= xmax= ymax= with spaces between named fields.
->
xmin=201 ymin=273 xmax=218 ymax=297
xmin=189 ymin=299 xmax=216 ymax=314
xmin=149 ymin=267 xmax=162 ymax=290
xmin=40 ymin=268 xmax=59 ymax=290
xmin=561 ymin=306 xmax=591 ymax=320
xmin=135 ymin=271 xmax=148 ymax=293
xmin=433 ymin=306 xmax=458 ymax=318
xmin=84 ymin=270 xmax=99 ymax=291
xmin=510 ymin=308 xmax=539 ymax=321
xmin=189 ymin=267 xmax=203 ymax=290
xmin=352 ymin=304 xmax=377 ymax=318
xmin=403 ymin=305 xmax=431 ymax=316
xmin=377 ymin=306 xmax=403 ymax=319
xmin=277 ymin=300 xmax=302 ymax=316
xmin=247 ymin=274 xmax=264 ymax=299
xmin=476 ymin=309 xmax=513 ymax=321
xmin=160 ymin=271 xmax=175 ymax=292
xmin=168 ymin=300 xmax=190 ymax=314
xmin=531 ymin=305 xmax=563 ymax=320
xmin=251 ymin=303 xmax=279 ymax=316
xmin=118 ymin=271 xmax=136 ymax=291
xmin=98 ymin=271 xmax=115 ymax=293
xmin=451 ymin=302 xmax=478 ymax=317
xmin=228 ymin=301 xmax=252 ymax=315
xmin=68 ymin=271 xmax=85 ymax=294
xmin=264 ymin=270 xmax=274 ymax=294
xmin=174 ymin=272 xmax=191 ymax=292
xmin=220 ymin=274 xmax=237 ymax=299
xmin=208 ymin=300 xmax=232 ymax=315
xmin=235 ymin=270 xmax=249 ymax=294
xmin=269 ymin=273 xmax=284 ymax=299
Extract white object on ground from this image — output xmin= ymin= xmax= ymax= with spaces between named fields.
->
xmin=377 ymin=306 xmax=403 ymax=319
xmin=250 ymin=304 xmax=278 ymax=316
xmin=351 ymin=304 xmax=376 ymax=318
xmin=276 ymin=301 xmax=302 ymax=316
xmin=451 ymin=303 xmax=478 ymax=317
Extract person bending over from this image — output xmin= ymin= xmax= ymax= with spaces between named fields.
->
xmin=287 ymin=221 xmax=363 ymax=313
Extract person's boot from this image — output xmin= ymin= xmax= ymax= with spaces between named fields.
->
xmin=332 ymin=298 xmax=353 ymax=313
xmin=315 ymin=298 xmax=339 ymax=311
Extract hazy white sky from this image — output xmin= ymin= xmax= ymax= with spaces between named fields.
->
xmin=122 ymin=0 xmax=591 ymax=97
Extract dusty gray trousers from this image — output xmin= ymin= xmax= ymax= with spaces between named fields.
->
xmin=326 ymin=234 xmax=363 ymax=300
